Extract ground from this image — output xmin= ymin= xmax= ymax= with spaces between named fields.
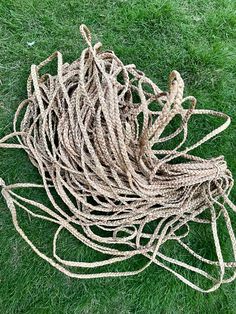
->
xmin=0 ymin=0 xmax=236 ymax=313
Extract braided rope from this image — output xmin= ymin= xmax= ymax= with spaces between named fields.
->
xmin=1 ymin=25 xmax=236 ymax=292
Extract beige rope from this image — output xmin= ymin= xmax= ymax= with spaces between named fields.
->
xmin=1 ymin=24 xmax=236 ymax=292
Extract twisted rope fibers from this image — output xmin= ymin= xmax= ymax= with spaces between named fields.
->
xmin=1 ymin=25 xmax=236 ymax=292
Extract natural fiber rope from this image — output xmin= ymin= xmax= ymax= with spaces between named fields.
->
xmin=1 ymin=24 xmax=236 ymax=292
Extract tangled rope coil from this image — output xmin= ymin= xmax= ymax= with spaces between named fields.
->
xmin=1 ymin=25 xmax=236 ymax=293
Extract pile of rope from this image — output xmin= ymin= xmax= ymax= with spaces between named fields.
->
xmin=1 ymin=25 xmax=236 ymax=292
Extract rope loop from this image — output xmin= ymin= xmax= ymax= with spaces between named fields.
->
xmin=80 ymin=24 xmax=92 ymax=46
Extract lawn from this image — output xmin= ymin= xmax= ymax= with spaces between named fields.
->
xmin=0 ymin=0 xmax=236 ymax=313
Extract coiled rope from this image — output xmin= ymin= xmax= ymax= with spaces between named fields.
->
xmin=1 ymin=25 xmax=236 ymax=292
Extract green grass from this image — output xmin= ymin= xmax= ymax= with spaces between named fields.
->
xmin=0 ymin=0 xmax=236 ymax=313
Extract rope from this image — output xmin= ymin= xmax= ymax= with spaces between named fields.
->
xmin=1 ymin=24 xmax=236 ymax=292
